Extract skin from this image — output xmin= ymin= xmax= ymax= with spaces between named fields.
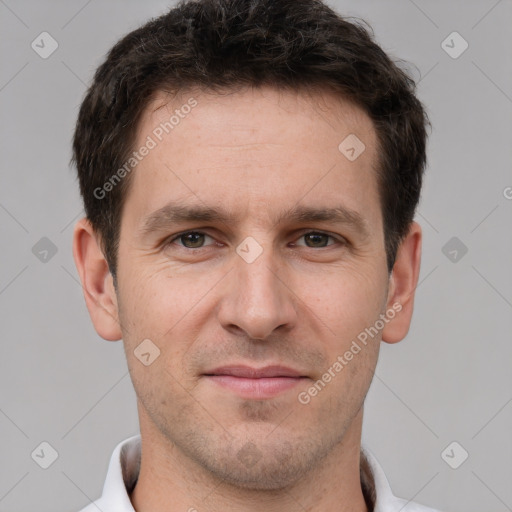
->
xmin=73 ymin=85 xmax=422 ymax=512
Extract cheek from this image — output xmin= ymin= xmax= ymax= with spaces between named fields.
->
xmin=118 ymin=261 xmax=188 ymax=333
xmin=118 ymin=266 xmax=213 ymax=381
xmin=307 ymin=269 xmax=386 ymax=344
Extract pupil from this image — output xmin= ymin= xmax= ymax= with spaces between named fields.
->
xmin=184 ymin=232 xmax=203 ymax=248
xmin=307 ymin=233 xmax=326 ymax=247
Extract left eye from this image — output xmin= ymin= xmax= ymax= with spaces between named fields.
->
xmin=294 ymin=232 xmax=339 ymax=248
xmin=167 ymin=231 xmax=339 ymax=249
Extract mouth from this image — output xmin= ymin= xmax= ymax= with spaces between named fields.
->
xmin=202 ymin=365 xmax=309 ymax=399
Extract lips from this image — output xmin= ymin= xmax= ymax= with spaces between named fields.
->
xmin=203 ymin=365 xmax=308 ymax=399
xmin=204 ymin=365 xmax=304 ymax=378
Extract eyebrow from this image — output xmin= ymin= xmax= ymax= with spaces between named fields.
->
xmin=138 ymin=201 xmax=370 ymax=239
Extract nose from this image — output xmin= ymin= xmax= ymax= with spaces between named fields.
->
xmin=217 ymin=242 xmax=298 ymax=340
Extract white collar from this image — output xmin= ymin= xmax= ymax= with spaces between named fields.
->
xmin=78 ymin=435 xmax=440 ymax=512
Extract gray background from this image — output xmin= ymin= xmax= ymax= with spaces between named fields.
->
xmin=0 ymin=1 xmax=511 ymax=511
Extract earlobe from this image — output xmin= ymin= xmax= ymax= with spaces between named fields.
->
xmin=381 ymin=221 xmax=422 ymax=344
xmin=72 ymin=217 xmax=122 ymax=341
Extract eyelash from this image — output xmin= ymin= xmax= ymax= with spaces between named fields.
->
xmin=165 ymin=230 xmax=346 ymax=250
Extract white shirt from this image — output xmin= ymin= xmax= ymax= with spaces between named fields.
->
xmin=78 ymin=435 xmax=441 ymax=512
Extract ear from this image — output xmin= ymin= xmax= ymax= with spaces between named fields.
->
xmin=381 ymin=221 xmax=422 ymax=344
xmin=72 ymin=217 xmax=122 ymax=341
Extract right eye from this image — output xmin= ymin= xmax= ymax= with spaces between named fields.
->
xmin=166 ymin=231 xmax=216 ymax=250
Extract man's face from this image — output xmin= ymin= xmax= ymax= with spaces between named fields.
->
xmin=114 ymin=86 xmax=390 ymax=488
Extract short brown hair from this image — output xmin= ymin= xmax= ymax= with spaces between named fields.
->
xmin=72 ymin=0 xmax=430 ymax=285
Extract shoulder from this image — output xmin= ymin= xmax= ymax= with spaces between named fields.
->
xmin=362 ymin=448 xmax=443 ymax=512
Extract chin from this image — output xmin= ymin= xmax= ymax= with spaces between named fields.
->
xmin=199 ymin=437 xmax=326 ymax=491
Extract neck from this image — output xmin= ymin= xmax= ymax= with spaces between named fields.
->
xmin=130 ymin=408 xmax=371 ymax=512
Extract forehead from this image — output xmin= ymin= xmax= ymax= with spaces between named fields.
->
xmin=144 ymin=86 xmax=376 ymax=148
xmin=123 ymin=86 xmax=381 ymax=231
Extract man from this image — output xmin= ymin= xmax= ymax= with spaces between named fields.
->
xmin=71 ymin=0 xmax=439 ymax=510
